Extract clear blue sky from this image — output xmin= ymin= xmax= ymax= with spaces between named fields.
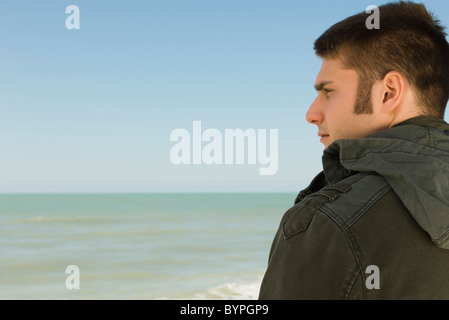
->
xmin=1 ymin=0 xmax=448 ymax=193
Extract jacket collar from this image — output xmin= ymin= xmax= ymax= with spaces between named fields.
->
xmin=322 ymin=116 xmax=449 ymax=184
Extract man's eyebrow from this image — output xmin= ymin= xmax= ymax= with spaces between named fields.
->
xmin=314 ymin=81 xmax=334 ymax=92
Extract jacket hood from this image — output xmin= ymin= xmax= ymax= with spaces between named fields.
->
xmin=322 ymin=116 xmax=449 ymax=249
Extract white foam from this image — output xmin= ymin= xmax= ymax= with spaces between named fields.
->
xmin=189 ymin=277 xmax=263 ymax=300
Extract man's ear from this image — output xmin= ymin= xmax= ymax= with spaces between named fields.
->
xmin=380 ymin=71 xmax=405 ymax=113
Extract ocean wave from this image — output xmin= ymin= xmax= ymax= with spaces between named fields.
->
xmin=187 ymin=277 xmax=263 ymax=300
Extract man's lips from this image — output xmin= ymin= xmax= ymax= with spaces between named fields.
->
xmin=318 ymin=132 xmax=329 ymax=143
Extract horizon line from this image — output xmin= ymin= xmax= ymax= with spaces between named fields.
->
xmin=0 ymin=191 xmax=297 ymax=195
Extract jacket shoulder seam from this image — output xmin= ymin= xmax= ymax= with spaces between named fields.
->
xmin=320 ymin=174 xmax=392 ymax=231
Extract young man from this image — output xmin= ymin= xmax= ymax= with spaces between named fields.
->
xmin=259 ymin=1 xmax=449 ymax=299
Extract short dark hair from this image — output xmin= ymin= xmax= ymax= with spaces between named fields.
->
xmin=314 ymin=1 xmax=449 ymax=118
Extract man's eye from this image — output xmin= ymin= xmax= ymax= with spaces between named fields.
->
xmin=323 ymin=89 xmax=333 ymax=96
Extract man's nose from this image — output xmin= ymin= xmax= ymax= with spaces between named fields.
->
xmin=306 ymin=97 xmax=324 ymax=125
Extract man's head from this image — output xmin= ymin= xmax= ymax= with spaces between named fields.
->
xmin=306 ymin=1 xmax=449 ymax=148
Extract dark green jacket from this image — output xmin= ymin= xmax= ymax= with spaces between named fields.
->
xmin=259 ymin=116 xmax=449 ymax=299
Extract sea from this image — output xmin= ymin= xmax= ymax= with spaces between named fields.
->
xmin=0 ymin=193 xmax=295 ymax=300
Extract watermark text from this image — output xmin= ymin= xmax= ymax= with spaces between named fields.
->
xmin=170 ymin=121 xmax=278 ymax=175
xmin=66 ymin=5 xmax=80 ymax=30
xmin=65 ymin=265 xmax=80 ymax=290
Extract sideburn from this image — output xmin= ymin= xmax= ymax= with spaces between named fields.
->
xmin=354 ymin=75 xmax=374 ymax=114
